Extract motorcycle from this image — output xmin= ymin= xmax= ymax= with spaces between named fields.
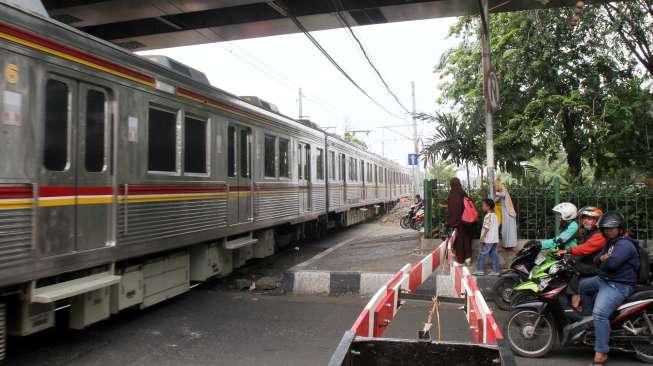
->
xmin=400 ymin=202 xmax=423 ymax=229
xmin=509 ymin=249 xmax=562 ymax=306
xmin=491 ymin=240 xmax=543 ymax=310
xmin=410 ymin=208 xmax=424 ymax=231
xmin=505 ymin=255 xmax=653 ymax=362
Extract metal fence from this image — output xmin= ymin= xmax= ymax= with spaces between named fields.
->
xmin=424 ymin=178 xmax=653 ymax=246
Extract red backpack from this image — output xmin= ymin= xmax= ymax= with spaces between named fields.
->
xmin=461 ymin=196 xmax=479 ymax=223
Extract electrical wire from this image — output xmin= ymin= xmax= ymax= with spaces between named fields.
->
xmin=278 ymin=3 xmax=405 ymax=120
xmin=155 ymin=0 xmax=350 ymax=121
xmin=330 ymin=0 xmax=412 ymax=115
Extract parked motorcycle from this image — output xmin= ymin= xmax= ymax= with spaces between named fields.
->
xmin=490 ymin=240 xmax=542 ymax=310
xmin=505 ymin=255 xmax=653 ymax=362
xmin=410 ymin=208 xmax=424 ymax=230
xmin=400 ymin=202 xmax=423 ymax=230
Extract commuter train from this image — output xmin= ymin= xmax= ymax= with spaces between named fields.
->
xmin=0 ymin=3 xmax=412 ymax=352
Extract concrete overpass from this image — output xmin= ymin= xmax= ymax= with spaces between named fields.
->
xmin=38 ymin=0 xmax=594 ymax=51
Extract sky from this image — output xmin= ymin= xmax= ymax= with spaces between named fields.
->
xmin=138 ymin=16 xmax=460 ymax=168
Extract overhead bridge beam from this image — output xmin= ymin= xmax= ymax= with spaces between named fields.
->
xmin=39 ymin=0 xmax=605 ymax=50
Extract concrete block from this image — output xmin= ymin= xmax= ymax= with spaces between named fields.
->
xmin=435 ymin=274 xmax=458 ymax=298
xmin=360 ymin=273 xmax=393 ymax=295
xmin=330 ymin=272 xmax=360 ymax=295
xmin=293 ymin=271 xmax=330 ymax=295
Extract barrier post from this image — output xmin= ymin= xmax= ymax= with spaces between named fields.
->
xmin=424 ymin=179 xmax=433 ymax=238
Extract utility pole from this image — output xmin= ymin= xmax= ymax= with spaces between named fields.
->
xmin=298 ymin=87 xmax=304 ymax=119
xmin=480 ymin=0 xmax=496 ymax=199
xmin=411 ymin=81 xmax=419 ymax=194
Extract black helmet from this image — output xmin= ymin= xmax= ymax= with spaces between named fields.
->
xmin=597 ymin=211 xmax=625 ymax=229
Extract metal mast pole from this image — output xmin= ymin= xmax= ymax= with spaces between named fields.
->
xmin=298 ymin=87 xmax=303 ymax=119
xmin=480 ymin=0 xmax=495 ymax=199
xmin=411 ymin=81 xmax=418 ymax=194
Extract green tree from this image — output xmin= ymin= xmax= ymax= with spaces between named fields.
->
xmin=602 ymin=0 xmax=653 ymax=78
xmin=428 ymin=160 xmax=457 ymax=182
xmin=419 ymin=112 xmax=483 ymax=190
xmin=435 ymin=6 xmax=653 ymax=181
xmin=344 ymin=131 xmax=368 ymax=150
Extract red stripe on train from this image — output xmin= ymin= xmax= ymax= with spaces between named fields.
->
xmin=0 ymin=22 xmax=155 ymax=85
xmin=4 ymin=185 xmax=252 ymax=198
xmin=0 ymin=186 xmax=32 ymax=199
xmin=119 ymin=185 xmax=228 ymax=195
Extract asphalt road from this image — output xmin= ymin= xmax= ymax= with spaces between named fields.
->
xmin=5 ymin=286 xmax=469 ymax=366
xmin=3 ymin=218 xmax=645 ymax=365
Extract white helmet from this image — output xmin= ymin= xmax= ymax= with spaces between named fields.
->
xmin=552 ymin=202 xmax=577 ymax=221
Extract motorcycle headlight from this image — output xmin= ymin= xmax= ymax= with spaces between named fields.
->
xmin=538 ymin=277 xmax=551 ymax=291
xmin=549 ymin=264 xmax=562 ymax=275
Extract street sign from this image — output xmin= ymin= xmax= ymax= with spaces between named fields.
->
xmin=484 ymin=68 xmax=501 ymax=112
xmin=408 ymin=154 xmax=418 ymax=166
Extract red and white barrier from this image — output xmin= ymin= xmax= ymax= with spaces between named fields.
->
xmin=351 ymin=236 xmax=448 ymax=338
xmin=350 ymin=229 xmax=503 ymax=345
xmin=450 ymin=250 xmax=504 ymax=343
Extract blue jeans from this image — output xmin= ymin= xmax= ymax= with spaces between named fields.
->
xmin=477 ymin=242 xmax=500 ymax=273
xmin=579 ymin=276 xmax=634 ymax=354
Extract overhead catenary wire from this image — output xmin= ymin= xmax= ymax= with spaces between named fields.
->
xmin=329 ymin=0 xmax=412 ymax=115
xmin=154 ymin=0 xmax=350 ymax=121
xmin=278 ymin=3 xmax=405 ymax=120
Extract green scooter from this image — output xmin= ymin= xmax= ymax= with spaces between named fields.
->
xmin=510 ymin=250 xmax=561 ymax=306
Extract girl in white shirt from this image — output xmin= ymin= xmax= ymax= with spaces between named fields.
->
xmin=474 ymin=199 xmax=501 ymax=276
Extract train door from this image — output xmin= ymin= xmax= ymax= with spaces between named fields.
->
xmin=227 ymin=123 xmax=252 ymax=225
xmin=298 ymin=142 xmax=311 ymax=212
xmin=340 ymin=153 xmax=346 ymax=204
xmin=374 ymin=165 xmax=378 ymax=199
xmin=361 ymin=161 xmax=366 ymax=201
xmin=39 ymin=77 xmax=112 ymax=256
xmin=76 ymin=82 xmax=112 ymax=251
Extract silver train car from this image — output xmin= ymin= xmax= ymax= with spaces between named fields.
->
xmin=0 ymin=3 xmax=413 ymax=352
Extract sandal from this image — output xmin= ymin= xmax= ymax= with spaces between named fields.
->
xmin=590 ymin=356 xmax=608 ymax=365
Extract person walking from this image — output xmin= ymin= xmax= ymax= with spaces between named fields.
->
xmin=474 ymin=199 xmax=501 ymax=276
xmin=445 ymin=177 xmax=473 ymax=264
xmin=494 ymin=179 xmax=518 ymax=250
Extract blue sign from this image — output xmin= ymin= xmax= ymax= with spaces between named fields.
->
xmin=408 ymin=154 xmax=418 ymax=166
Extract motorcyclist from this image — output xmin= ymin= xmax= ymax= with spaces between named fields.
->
xmin=558 ymin=206 xmax=606 ymax=309
xmin=414 ymin=194 xmax=424 ymax=208
xmin=579 ymin=212 xmax=640 ymax=366
xmin=541 ymin=202 xmax=579 ymax=250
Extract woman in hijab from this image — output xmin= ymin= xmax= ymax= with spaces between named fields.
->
xmin=446 ymin=177 xmax=473 ymax=264
xmin=494 ymin=179 xmax=518 ymax=250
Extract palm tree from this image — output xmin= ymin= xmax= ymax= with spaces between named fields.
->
xmin=419 ymin=112 xmax=482 ymax=191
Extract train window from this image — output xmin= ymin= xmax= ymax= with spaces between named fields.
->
xmin=348 ymin=157 xmax=354 ymax=181
xmin=316 ymin=148 xmax=324 ymax=180
xmin=43 ymin=79 xmax=69 ymax=171
xmin=240 ymin=128 xmax=251 ymax=178
xmin=264 ymin=135 xmax=276 ymax=177
xmin=297 ymin=144 xmax=303 ymax=179
xmin=148 ymin=107 xmax=177 ymax=172
xmin=360 ymin=160 xmax=365 ymax=182
xmin=340 ymin=154 xmax=345 ymax=182
xmin=304 ymin=144 xmax=311 ymax=181
xmin=228 ymin=126 xmax=236 ymax=177
xmin=184 ymin=116 xmax=207 ymax=174
xmin=329 ymin=151 xmax=335 ymax=180
xmin=85 ymin=89 xmax=105 ymax=172
xmin=374 ymin=165 xmax=378 ymax=184
xmin=279 ymin=138 xmax=289 ymax=178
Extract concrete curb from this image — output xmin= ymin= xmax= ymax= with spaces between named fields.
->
xmin=282 ymin=269 xmax=443 ymax=296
